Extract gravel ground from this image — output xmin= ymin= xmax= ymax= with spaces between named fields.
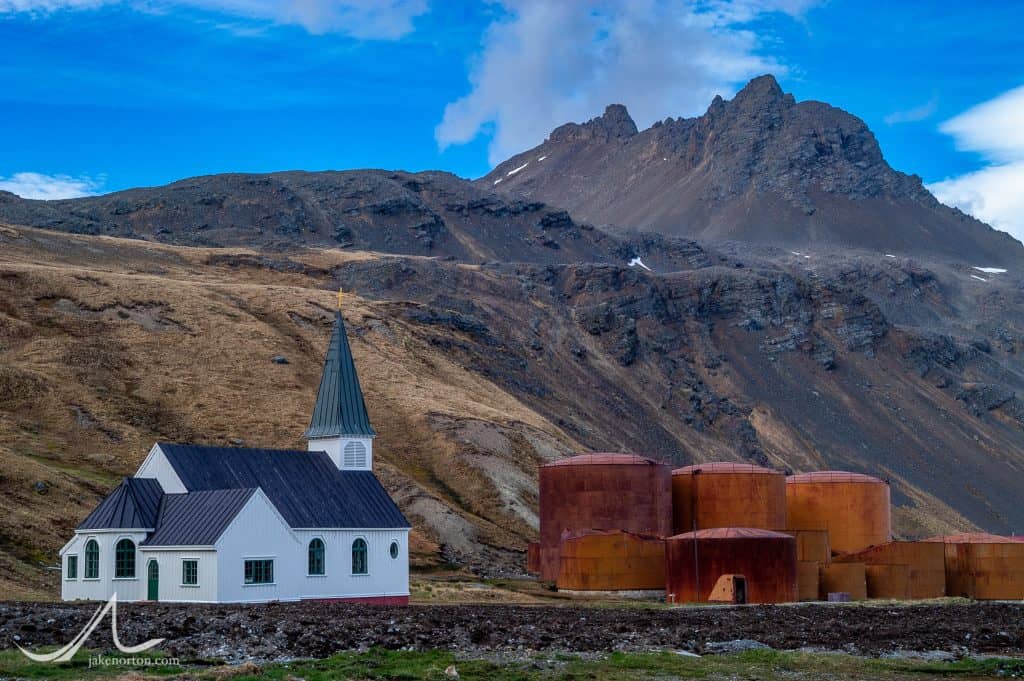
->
xmin=1 ymin=601 xmax=1022 ymax=663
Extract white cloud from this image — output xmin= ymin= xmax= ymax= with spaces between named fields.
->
xmin=0 ymin=0 xmax=428 ymax=38
xmin=927 ymin=85 xmax=1024 ymax=241
xmin=0 ymin=172 xmax=104 ymax=200
xmin=884 ymin=95 xmax=937 ymax=125
xmin=435 ymin=0 xmax=817 ymax=166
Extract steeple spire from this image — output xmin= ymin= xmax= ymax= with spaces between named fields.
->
xmin=304 ymin=299 xmax=376 ymax=440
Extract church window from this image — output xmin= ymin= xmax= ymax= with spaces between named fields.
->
xmin=244 ymin=559 xmax=274 ymax=584
xmin=84 ymin=539 xmax=100 ymax=579
xmin=308 ymin=538 xmax=325 ymax=575
xmin=115 ymin=539 xmax=136 ymax=579
xmin=352 ymin=538 xmax=368 ymax=574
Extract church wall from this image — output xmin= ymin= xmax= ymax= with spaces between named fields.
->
xmin=216 ymin=490 xmax=304 ymax=603
xmin=295 ymin=528 xmax=409 ymax=599
xmin=138 ymin=549 xmax=218 ymax=603
xmin=60 ymin=531 xmax=150 ymax=602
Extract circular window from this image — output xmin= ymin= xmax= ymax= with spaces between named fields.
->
xmin=389 ymin=541 xmax=399 ymax=559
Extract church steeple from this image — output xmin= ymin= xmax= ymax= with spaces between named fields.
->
xmin=304 ymin=294 xmax=375 ymax=470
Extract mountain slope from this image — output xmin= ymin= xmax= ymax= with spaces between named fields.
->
xmin=483 ymin=75 xmax=1022 ymax=265
xmin=0 ymin=170 xmax=620 ymax=264
xmin=6 ymin=223 xmax=1024 ymax=599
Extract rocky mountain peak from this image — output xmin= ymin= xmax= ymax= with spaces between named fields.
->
xmin=731 ymin=74 xmax=787 ymax=104
xmin=550 ymin=103 xmax=638 ymax=143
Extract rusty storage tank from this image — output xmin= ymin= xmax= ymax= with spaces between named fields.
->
xmin=786 ymin=471 xmax=891 ymax=554
xmin=526 ymin=542 xmax=540 ymax=575
xmin=538 ymin=453 xmax=672 ymax=581
xmin=556 ymin=530 xmax=665 ymax=594
xmin=923 ymin=533 xmax=1024 ymax=600
xmin=819 ymin=562 xmax=867 ymax=600
xmin=665 ymin=527 xmax=798 ymax=604
xmin=797 ymin=561 xmax=820 ymax=601
xmin=671 ymin=462 xmax=787 ymax=534
xmin=785 ymin=530 xmax=832 ymax=564
xmin=863 ymin=564 xmax=910 ymax=599
xmin=834 ymin=541 xmax=945 ymax=599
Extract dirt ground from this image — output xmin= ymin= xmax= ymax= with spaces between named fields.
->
xmin=1 ymin=599 xmax=1022 ymax=663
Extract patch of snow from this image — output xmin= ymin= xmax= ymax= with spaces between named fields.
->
xmin=628 ymin=256 xmax=652 ymax=272
xmin=885 ymin=254 xmax=896 ymax=258
xmin=971 ymin=275 xmax=988 ymax=282
xmin=804 ymin=255 xmax=810 ymax=259
xmin=506 ymin=162 xmax=529 ymax=177
xmin=537 ymin=155 xmax=547 ymax=162
xmin=663 ymin=157 xmax=668 ymax=161
xmin=974 ymin=266 xmax=1007 ymax=274
xmin=493 ymin=178 xmax=502 ymax=185
xmin=791 ymin=251 xmax=801 ymax=256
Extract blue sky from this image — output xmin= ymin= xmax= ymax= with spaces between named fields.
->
xmin=1 ymin=1 xmax=1022 ymax=235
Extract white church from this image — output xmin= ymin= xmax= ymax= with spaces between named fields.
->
xmin=59 ymin=302 xmax=411 ymax=604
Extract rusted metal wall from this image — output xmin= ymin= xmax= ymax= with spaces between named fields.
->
xmin=664 ymin=528 xmax=798 ymax=604
xmin=556 ymin=530 xmax=665 ymax=591
xmin=526 ymin=542 xmax=540 ymax=575
xmin=671 ymin=463 xmax=787 ymax=534
xmin=835 ymin=541 xmax=945 ymax=599
xmin=819 ymin=562 xmax=867 ymax=600
xmin=538 ymin=454 xmax=672 ymax=581
xmin=786 ymin=472 xmax=891 ymax=554
xmin=925 ymin=535 xmax=1024 ymax=600
xmin=797 ymin=561 xmax=820 ymax=601
xmin=864 ymin=564 xmax=910 ymax=599
xmin=785 ymin=530 xmax=831 ymax=564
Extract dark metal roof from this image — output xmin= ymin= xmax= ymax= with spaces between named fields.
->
xmin=303 ymin=311 xmax=376 ymax=439
xmin=77 ymin=477 xmax=164 ymax=530
xmin=143 ymin=488 xmax=256 ymax=547
xmin=157 ymin=443 xmax=410 ymax=529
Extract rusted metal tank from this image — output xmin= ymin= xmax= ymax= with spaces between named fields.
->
xmin=556 ymin=529 xmax=665 ymax=592
xmin=834 ymin=541 xmax=945 ymax=599
xmin=786 ymin=471 xmax=891 ymax=554
xmin=797 ymin=561 xmax=820 ymax=601
xmin=526 ymin=542 xmax=540 ymax=575
xmin=785 ymin=530 xmax=832 ymax=564
xmin=923 ymin=533 xmax=1024 ymax=599
xmin=863 ymin=564 xmax=910 ymax=599
xmin=538 ymin=453 xmax=672 ymax=581
xmin=819 ymin=562 xmax=867 ymax=600
xmin=671 ymin=462 xmax=787 ymax=534
xmin=664 ymin=527 xmax=798 ymax=604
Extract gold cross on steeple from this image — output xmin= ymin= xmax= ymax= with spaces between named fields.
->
xmin=337 ymin=287 xmax=344 ymax=310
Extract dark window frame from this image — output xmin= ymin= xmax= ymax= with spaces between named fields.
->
xmin=114 ymin=538 xmax=136 ymax=579
xmin=308 ymin=538 xmax=325 ymax=576
xmin=351 ymin=538 xmax=368 ymax=575
xmin=244 ymin=558 xmax=274 ymax=585
xmin=84 ymin=539 xmax=100 ymax=579
xmin=66 ymin=555 xmax=78 ymax=580
xmin=182 ymin=559 xmax=199 ymax=586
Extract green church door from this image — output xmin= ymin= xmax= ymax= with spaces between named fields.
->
xmin=147 ymin=560 xmax=159 ymax=601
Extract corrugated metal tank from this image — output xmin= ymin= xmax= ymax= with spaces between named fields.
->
xmin=664 ymin=527 xmax=798 ymax=604
xmin=786 ymin=471 xmax=891 ymax=554
xmin=526 ymin=542 xmax=540 ymax=575
xmin=671 ymin=462 xmax=787 ymax=534
xmin=834 ymin=541 xmax=946 ymax=599
xmin=556 ymin=530 xmax=665 ymax=592
xmin=819 ymin=562 xmax=867 ymax=600
xmin=538 ymin=453 xmax=672 ymax=581
xmin=785 ymin=530 xmax=832 ymax=564
xmin=864 ymin=564 xmax=910 ymax=599
xmin=797 ymin=561 xmax=820 ymax=601
xmin=924 ymin=533 xmax=1024 ymax=599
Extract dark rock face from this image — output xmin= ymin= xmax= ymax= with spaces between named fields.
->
xmin=0 ymin=171 xmax=620 ymax=265
xmin=484 ymin=75 xmax=1023 ymax=265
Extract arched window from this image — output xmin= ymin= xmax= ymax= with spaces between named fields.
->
xmin=351 ymin=538 xmax=368 ymax=575
xmin=84 ymin=540 xmax=100 ymax=579
xmin=343 ymin=441 xmax=367 ymax=468
xmin=308 ymin=538 xmax=325 ymax=575
xmin=115 ymin=538 xmax=136 ymax=579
